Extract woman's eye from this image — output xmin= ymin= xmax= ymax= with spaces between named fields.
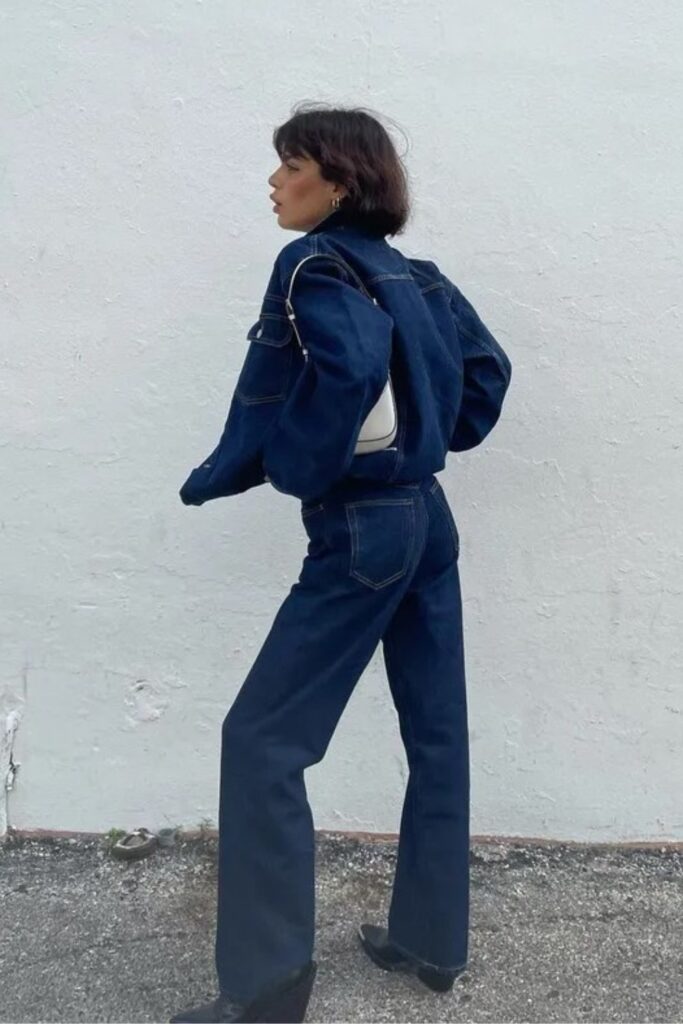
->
xmin=286 ymin=162 xmax=298 ymax=171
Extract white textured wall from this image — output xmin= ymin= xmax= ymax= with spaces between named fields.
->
xmin=2 ymin=2 xmax=681 ymax=842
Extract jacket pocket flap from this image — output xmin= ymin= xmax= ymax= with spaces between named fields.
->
xmin=247 ymin=314 xmax=293 ymax=348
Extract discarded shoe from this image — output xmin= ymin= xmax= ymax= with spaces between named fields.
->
xmin=169 ymin=960 xmax=317 ymax=1023
xmin=357 ymin=922 xmax=464 ymax=992
xmin=111 ymin=827 xmax=158 ymax=861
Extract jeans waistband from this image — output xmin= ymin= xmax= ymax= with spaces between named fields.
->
xmin=306 ymin=473 xmax=437 ymax=507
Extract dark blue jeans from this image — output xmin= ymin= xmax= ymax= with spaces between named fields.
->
xmin=214 ymin=473 xmax=469 ymax=1003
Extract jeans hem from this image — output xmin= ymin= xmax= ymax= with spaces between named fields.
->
xmin=386 ymin=933 xmax=468 ymax=972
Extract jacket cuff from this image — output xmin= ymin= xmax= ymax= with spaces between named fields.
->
xmin=179 ymin=467 xmax=209 ymax=506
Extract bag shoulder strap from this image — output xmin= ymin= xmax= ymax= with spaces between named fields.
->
xmin=284 ymin=252 xmax=379 ymax=360
xmin=285 ymin=252 xmax=378 ymax=308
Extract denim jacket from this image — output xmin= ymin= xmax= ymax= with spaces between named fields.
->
xmin=179 ymin=206 xmax=512 ymax=505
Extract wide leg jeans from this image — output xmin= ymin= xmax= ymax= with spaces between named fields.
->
xmin=214 ymin=473 xmax=469 ymax=1002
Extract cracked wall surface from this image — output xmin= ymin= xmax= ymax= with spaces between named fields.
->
xmin=1 ymin=3 xmax=682 ymax=840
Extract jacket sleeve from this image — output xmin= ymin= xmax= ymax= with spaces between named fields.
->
xmin=179 ymin=261 xmax=293 ymax=507
xmin=261 ymin=253 xmax=394 ymax=501
xmin=442 ymin=274 xmax=512 ymax=452
xmin=178 ymin=400 xmax=271 ymax=506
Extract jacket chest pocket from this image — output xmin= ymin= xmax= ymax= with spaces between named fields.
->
xmin=235 ymin=314 xmax=295 ymax=405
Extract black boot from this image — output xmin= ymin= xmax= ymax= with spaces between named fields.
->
xmin=357 ymin=923 xmax=464 ymax=993
xmin=169 ymin=960 xmax=317 ymax=1023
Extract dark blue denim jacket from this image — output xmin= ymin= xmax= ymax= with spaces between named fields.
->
xmin=179 ymin=206 xmax=512 ymax=505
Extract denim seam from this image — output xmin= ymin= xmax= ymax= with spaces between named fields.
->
xmin=346 ymin=499 xmax=413 ymax=508
xmin=234 ymin=392 xmax=287 ymax=406
xmin=301 ymin=503 xmax=324 ymax=519
xmin=245 ymin=336 xmax=293 ymax=350
xmin=429 ymin=480 xmax=459 ymax=559
xmin=386 ymin=496 xmax=465 ymax=972
xmin=445 ymin=279 xmax=511 ymax=378
xmin=457 ymin=321 xmax=511 ymax=382
xmin=256 ymin=312 xmax=291 ymax=323
xmin=384 ymin=622 xmax=423 ymax=951
xmin=367 ymin=273 xmax=414 ymax=283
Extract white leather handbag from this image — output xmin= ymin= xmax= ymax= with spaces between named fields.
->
xmin=284 ymin=253 xmax=398 ymax=455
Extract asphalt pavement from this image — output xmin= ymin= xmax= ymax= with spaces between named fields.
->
xmin=0 ymin=831 xmax=680 ymax=1023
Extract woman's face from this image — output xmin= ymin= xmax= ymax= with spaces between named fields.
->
xmin=268 ymin=151 xmax=347 ymax=232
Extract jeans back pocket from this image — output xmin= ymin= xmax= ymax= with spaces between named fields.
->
xmin=345 ymin=498 xmax=416 ymax=589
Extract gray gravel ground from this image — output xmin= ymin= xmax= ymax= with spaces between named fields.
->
xmin=0 ymin=831 xmax=681 ymax=1023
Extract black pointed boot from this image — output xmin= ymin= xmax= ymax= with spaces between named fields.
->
xmin=357 ymin=923 xmax=464 ymax=992
xmin=169 ymin=960 xmax=317 ymax=1023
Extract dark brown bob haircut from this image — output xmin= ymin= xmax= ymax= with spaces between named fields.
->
xmin=272 ymin=103 xmax=411 ymax=237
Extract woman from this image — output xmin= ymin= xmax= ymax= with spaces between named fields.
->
xmin=171 ymin=104 xmax=512 ymax=1024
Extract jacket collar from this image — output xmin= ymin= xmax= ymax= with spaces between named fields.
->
xmin=305 ymin=205 xmax=382 ymax=238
